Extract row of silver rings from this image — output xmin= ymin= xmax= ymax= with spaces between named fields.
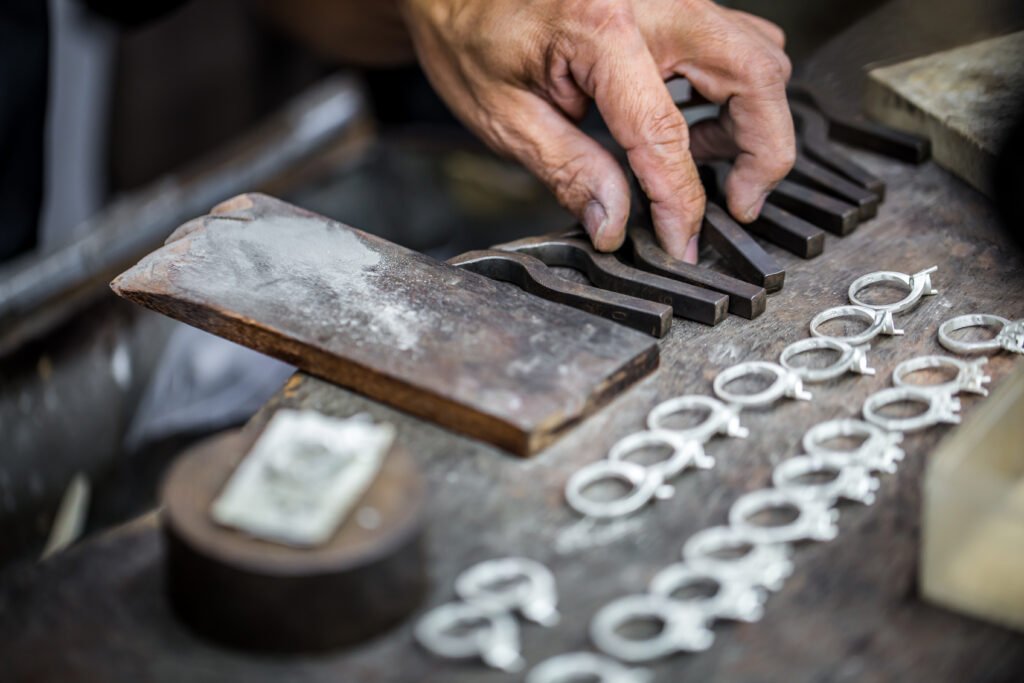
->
xmin=585 ymin=266 xmax=944 ymax=665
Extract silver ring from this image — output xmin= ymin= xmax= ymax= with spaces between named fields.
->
xmin=937 ymin=314 xmax=1022 ymax=355
xmin=779 ymin=338 xmax=875 ymax=383
xmin=681 ymin=525 xmax=794 ymax=592
xmin=454 ymin=557 xmax=559 ymax=627
xmin=809 ymin=305 xmax=904 ymax=345
xmin=649 ymin=562 xmax=766 ymax=623
xmin=590 ymin=594 xmax=714 ymax=663
xmin=772 ymin=454 xmax=879 ymax=506
xmin=526 ymin=652 xmax=652 ymax=683
xmin=801 ymin=419 xmax=904 ymax=473
xmin=729 ymin=488 xmax=839 ymax=544
xmin=414 ymin=601 xmax=525 ymax=672
xmin=607 ymin=429 xmax=714 ymax=481
xmin=646 ymin=395 xmax=749 ymax=442
xmin=862 ymin=386 xmax=961 ymax=433
xmin=893 ymin=355 xmax=991 ymax=396
xmin=712 ymin=361 xmax=813 ymax=407
xmin=565 ymin=460 xmax=671 ymax=519
xmin=848 ymin=266 xmax=938 ymax=314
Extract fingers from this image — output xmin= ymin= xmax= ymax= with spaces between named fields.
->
xmin=572 ymin=12 xmax=706 ymax=262
xmin=676 ymin=9 xmax=795 ymax=223
xmin=725 ymin=9 xmax=787 ymax=50
xmin=484 ymin=87 xmax=632 ymax=251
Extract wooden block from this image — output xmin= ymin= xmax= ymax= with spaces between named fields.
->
xmin=110 ymin=194 xmax=659 ymax=456
xmin=865 ymin=31 xmax=1024 ymax=196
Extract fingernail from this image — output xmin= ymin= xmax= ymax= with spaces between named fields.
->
xmin=744 ymin=192 xmax=769 ymax=222
xmin=684 ymin=235 xmax=699 ymax=264
xmin=583 ymin=200 xmax=609 ymax=244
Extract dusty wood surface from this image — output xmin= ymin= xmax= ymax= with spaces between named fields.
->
xmin=3 ymin=138 xmax=1024 ymax=682
xmin=865 ymin=31 xmax=1024 ymax=195
xmin=110 ymin=193 xmax=658 ymax=456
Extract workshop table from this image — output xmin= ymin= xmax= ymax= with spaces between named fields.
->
xmin=4 ymin=0 xmax=1024 ymax=676
xmin=3 ymin=140 xmax=1024 ymax=683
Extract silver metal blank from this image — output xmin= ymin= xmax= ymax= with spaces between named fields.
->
xmin=565 ymin=460 xmax=672 ymax=519
xmin=414 ymin=601 xmax=525 ymax=672
xmin=801 ymin=418 xmax=905 ymax=473
xmin=772 ymin=454 xmax=879 ymax=506
xmin=648 ymin=562 xmax=766 ymax=623
xmin=847 ymin=266 xmax=938 ymax=314
xmin=862 ymin=386 xmax=961 ymax=433
xmin=893 ymin=355 xmax=991 ymax=397
xmin=729 ymin=488 xmax=840 ymax=544
xmin=646 ymin=395 xmax=749 ymax=442
xmin=937 ymin=314 xmax=1024 ymax=355
xmin=607 ymin=429 xmax=715 ymax=481
xmin=526 ymin=652 xmax=652 ymax=683
xmin=681 ymin=525 xmax=794 ymax=592
xmin=590 ymin=594 xmax=714 ymax=663
xmin=809 ymin=304 xmax=904 ymax=345
xmin=712 ymin=361 xmax=813 ymax=408
xmin=779 ymin=337 xmax=875 ymax=383
xmin=454 ymin=556 xmax=560 ymax=627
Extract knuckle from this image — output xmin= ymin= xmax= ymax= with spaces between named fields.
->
xmin=642 ymin=107 xmax=689 ymax=148
xmin=743 ymin=51 xmax=788 ymax=88
xmin=584 ymin=1 xmax=636 ymax=37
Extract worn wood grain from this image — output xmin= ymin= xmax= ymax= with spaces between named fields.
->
xmin=109 ymin=193 xmax=659 ymax=456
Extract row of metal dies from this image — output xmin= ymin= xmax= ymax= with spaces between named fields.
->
xmin=449 ymin=92 xmax=929 ymax=334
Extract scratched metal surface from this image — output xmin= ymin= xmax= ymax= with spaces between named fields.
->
xmin=2 ymin=140 xmax=1024 ymax=682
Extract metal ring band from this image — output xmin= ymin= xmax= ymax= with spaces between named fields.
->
xmin=607 ymin=430 xmax=712 ymax=481
xmin=649 ymin=562 xmax=765 ymax=623
xmin=646 ymin=395 xmax=748 ymax=442
xmin=681 ymin=525 xmax=794 ymax=592
xmin=801 ymin=418 xmax=904 ymax=473
xmin=848 ymin=266 xmax=937 ymax=314
xmin=893 ymin=355 xmax=990 ymax=396
xmin=713 ymin=361 xmax=810 ymax=407
xmin=771 ymin=454 xmax=879 ymax=506
xmin=779 ymin=337 xmax=858 ymax=383
xmin=937 ymin=314 xmax=1010 ymax=355
xmin=809 ymin=305 xmax=903 ymax=345
xmin=729 ymin=488 xmax=839 ymax=544
xmin=565 ymin=460 xmax=667 ymax=519
xmin=454 ymin=557 xmax=560 ymax=627
xmin=526 ymin=652 xmax=651 ymax=683
xmin=590 ymin=594 xmax=714 ymax=663
xmin=414 ymin=601 xmax=524 ymax=672
xmin=862 ymin=386 xmax=961 ymax=433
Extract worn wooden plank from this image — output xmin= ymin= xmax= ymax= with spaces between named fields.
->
xmin=109 ymin=193 xmax=659 ymax=456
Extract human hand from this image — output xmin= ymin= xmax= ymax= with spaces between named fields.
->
xmin=400 ymin=0 xmax=794 ymax=262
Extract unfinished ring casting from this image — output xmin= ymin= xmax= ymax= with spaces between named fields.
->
xmin=801 ymin=418 xmax=905 ymax=473
xmin=847 ymin=266 xmax=938 ymax=314
xmin=607 ymin=430 xmax=715 ymax=481
xmin=772 ymin=454 xmax=880 ymax=506
xmin=590 ymin=594 xmax=714 ymax=663
xmin=862 ymin=386 xmax=961 ymax=433
xmin=729 ymin=488 xmax=840 ymax=544
xmin=713 ymin=361 xmax=813 ymax=407
xmin=414 ymin=601 xmax=525 ymax=672
xmin=682 ymin=525 xmax=794 ymax=592
xmin=526 ymin=652 xmax=652 ymax=683
xmin=779 ymin=337 xmax=875 ymax=383
xmin=893 ymin=355 xmax=991 ymax=397
xmin=937 ymin=314 xmax=1024 ymax=355
xmin=646 ymin=395 xmax=749 ymax=442
xmin=565 ymin=460 xmax=671 ymax=519
xmin=809 ymin=305 xmax=904 ymax=345
xmin=454 ymin=557 xmax=560 ymax=627
xmin=649 ymin=563 xmax=767 ymax=623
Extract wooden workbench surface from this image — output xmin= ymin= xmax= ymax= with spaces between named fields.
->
xmin=3 ymin=135 xmax=1024 ymax=681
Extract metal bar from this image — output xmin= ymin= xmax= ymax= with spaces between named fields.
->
xmin=747 ymin=203 xmax=825 ymax=259
xmin=449 ymin=249 xmax=672 ymax=337
xmin=768 ymin=179 xmax=860 ymax=236
xmin=788 ymin=154 xmax=881 ymax=220
xmin=625 ymin=227 xmax=766 ymax=319
xmin=789 ymin=83 xmax=931 ymax=163
xmin=792 ymin=102 xmax=886 ymax=199
xmin=701 ymin=203 xmax=785 ymax=292
xmin=495 ymin=236 xmax=728 ymax=326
